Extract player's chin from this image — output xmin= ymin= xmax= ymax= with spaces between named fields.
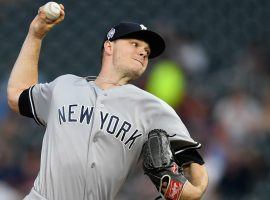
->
xmin=129 ymin=69 xmax=145 ymax=80
xmin=134 ymin=69 xmax=145 ymax=79
xmin=136 ymin=65 xmax=147 ymax=75
xmin=127 ymin=64 xmax=147 ymax=79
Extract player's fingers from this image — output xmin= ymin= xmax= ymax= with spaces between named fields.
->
xmin=60 ymin=9 xmax=65 ymax=17
xmin=37 ymin=3 xmax=64 ymax=25
xmin=37 ymin=6 xmax=49 ymax=22
xmin=53 ymin=10 xmax=65 ymax=25
xmin=59 ymin=4 xmax=65 ymax=10
xmin=161 ymin=181 xmax=168 ymax=193
xmin=41 ymin=7 xmax=64 ymax=25
xmin=48 ymin=4 xmax=65 ymax=24
xmin=38 ymin=6 xmax=42 ymax=14
xmin=161 ymin=182 xmax=167 ymax=194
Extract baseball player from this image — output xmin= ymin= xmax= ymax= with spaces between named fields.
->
xmin=7 ymin=3 xmax=208 ymax=200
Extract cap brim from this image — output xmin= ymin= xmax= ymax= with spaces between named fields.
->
xmin=112 ymin=30 xmax=165 ymax=59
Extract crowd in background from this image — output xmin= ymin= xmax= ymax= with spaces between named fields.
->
xmin=117 ymin=28 xmax=270 ymax=200
xmin=1 ymin=0 xmax=270 ymax=200
xmin=1 ymin=26 xmax=270 ymax=200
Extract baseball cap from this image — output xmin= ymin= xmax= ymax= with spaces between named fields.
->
xmin=103 ymin=22 xmax=165 ymax=59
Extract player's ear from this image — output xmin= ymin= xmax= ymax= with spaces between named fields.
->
xmin=103 ymin=40 xmax=113 ymax=56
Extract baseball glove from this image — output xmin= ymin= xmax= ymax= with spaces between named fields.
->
xmin=142 ymin=129 xmax=187 ymax=200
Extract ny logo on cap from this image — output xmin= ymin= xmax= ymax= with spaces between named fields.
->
xmin=107 ymin=28 xmax=115 ymax=40
xmin=140 ymin=24 xmax=147 ymax=30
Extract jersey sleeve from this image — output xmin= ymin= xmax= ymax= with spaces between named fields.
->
xmin=174 ymin=148 xmax=205 ymax=166
xmin=18 ymin=80 xmax=56 ymax=126
xmin=143 ymin=98 xmax=201 ymax=153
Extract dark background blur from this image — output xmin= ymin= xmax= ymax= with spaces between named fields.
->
xmin=1 ymin=0 xmax=270 ymax=199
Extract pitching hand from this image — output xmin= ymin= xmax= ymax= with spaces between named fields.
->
xmin=29 ymin=4 xmax=65 ymax=39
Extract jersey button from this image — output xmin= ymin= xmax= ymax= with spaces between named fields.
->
xmin=93 ymin=137 xmax=97 ymax=142
xmin=91 ymin=162 xmax=95 ymax=168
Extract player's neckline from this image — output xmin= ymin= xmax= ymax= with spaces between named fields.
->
xmin=87 ymin=78 xmax=130 ymax=91
xmin=85 ymin=75 xmax=126 ymax=89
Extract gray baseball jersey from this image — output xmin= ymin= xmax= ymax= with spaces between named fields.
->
xmin=22 ymin=74 xmax=200 ymax=200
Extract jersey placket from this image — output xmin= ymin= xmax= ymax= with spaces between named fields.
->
xmin=85 ymin=86 xmax=107 ymax=199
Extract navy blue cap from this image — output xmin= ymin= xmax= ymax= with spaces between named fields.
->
xmin=103 ymin=22 xmax=165 ymax=59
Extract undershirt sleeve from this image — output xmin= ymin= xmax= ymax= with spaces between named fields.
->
xmin=174 ymin=148 xmax=205 ymax=167
xmin=18 ymin=88 xmax=34 ymax=118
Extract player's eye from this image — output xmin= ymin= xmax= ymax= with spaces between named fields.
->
xmin=131 ymin=42 xmax=138 ymax=47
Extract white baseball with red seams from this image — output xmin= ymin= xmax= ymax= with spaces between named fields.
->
xmin=43 ymin=2 xmax=61 ymax=20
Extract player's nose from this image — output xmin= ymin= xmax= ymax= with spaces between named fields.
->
xmin=138 ymin=48 xmax=148 ymax=59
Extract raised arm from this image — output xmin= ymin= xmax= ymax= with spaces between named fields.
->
xmin=7 ymin=4 xmax=65 ymax=113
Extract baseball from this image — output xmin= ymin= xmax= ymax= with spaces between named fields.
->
xmin=43 ymin=2 xmax=61 ymax=20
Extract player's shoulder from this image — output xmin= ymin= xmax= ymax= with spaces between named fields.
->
xmin=54 ymin=74 xmax=83 ymax=82
xmin=38 ymin=74 xmax=87 ymax=92
xmin=127 ymin=84 xmax=173 ymax=110
xmin=126 ymin=84 xmax=155 ymax=98
xmin=127 ymin=84 xmax=161 ymax=100
xmin=51 ymin=74 xmax=86 ymax=85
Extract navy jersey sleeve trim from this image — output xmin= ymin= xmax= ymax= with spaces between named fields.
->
xmin=174 ymin=148 xmax=205 ymax=166
xmin=19 ymin=88 xmax=34 ymax=118
xmin=29 ymin=86 xmax=45 ymax=126
xmin=174 ymin=142 xmax=202 ymax=154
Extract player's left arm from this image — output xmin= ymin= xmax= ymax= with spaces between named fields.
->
xmin=142 ymin=99 xmax=208 ymax=199
xmin=173 ymin=148 xmax=208 ymax=200
xmin=142 ymin=129 xmax=208 ymax=200
xmin=179 ymin=162 xmax=208 ymax=200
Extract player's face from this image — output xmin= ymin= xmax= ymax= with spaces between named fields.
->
xmin=112 ymin=38 xmax=150 ymax=79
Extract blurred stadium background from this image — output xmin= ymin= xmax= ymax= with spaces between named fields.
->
xmin=1 ymin=0 xmax=270 ymax=199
